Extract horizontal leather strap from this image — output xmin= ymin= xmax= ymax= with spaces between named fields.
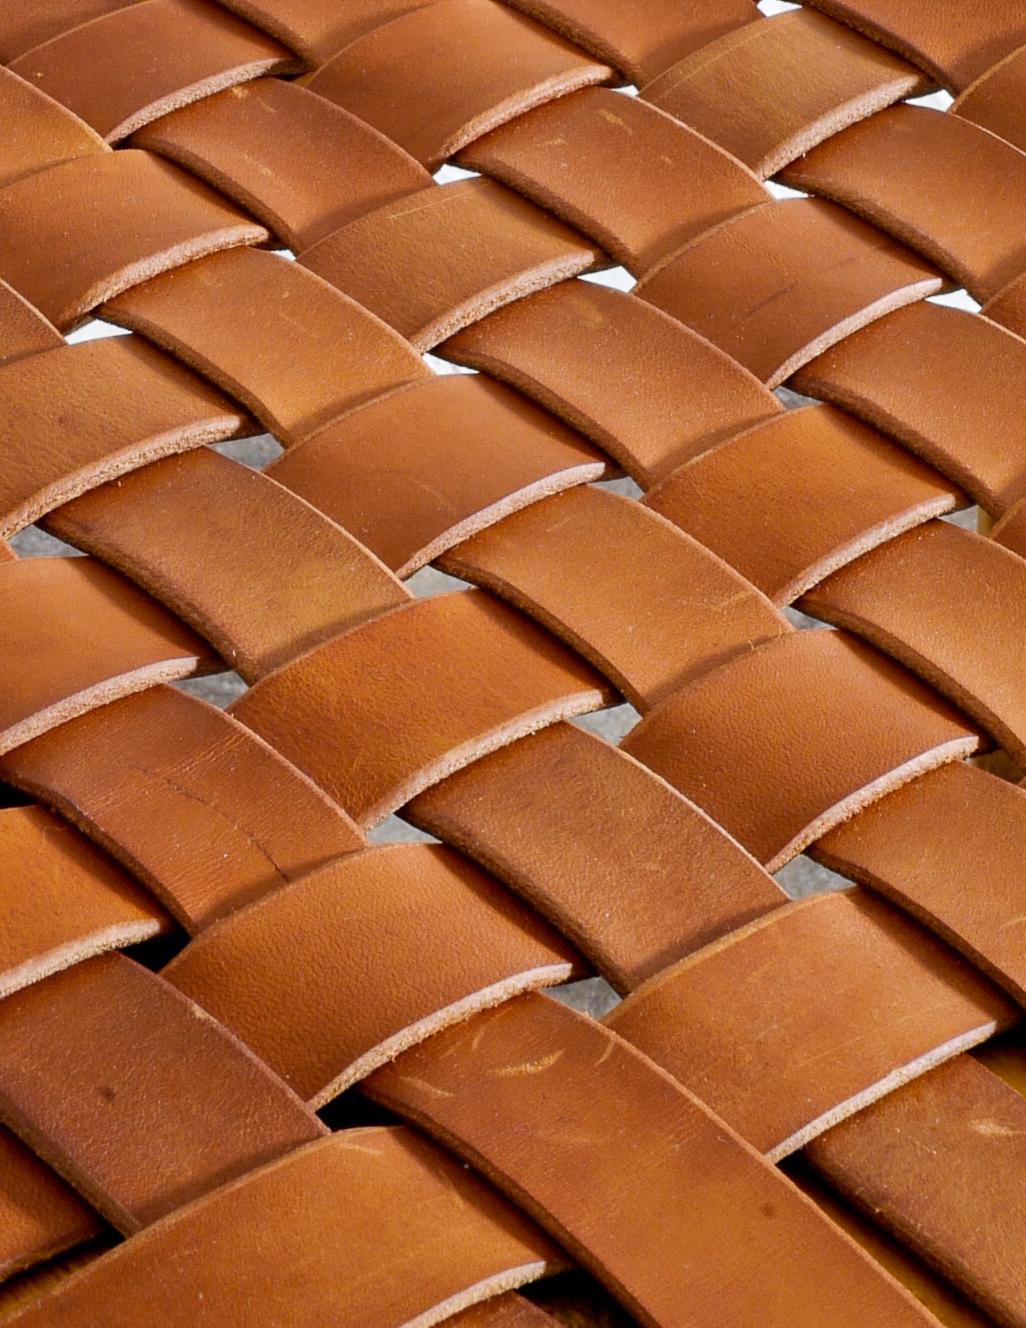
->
xmin=301 ymin=178 xmax=600 ymax=350
xmin=307 ymin=0 xmax=609 ymax=170
xmin=2 ymin=1129 xmax=563 ymax=1327
xmin=637 ymin=197 xmax=942 ymax=387
xmin=0 ymin=805 xmax=168 ymax=999
xmin=0 ymin=954 xmax=324 ymax=1231
xmin=0 ymin=150 xmax=264 ymax=328
xmin=643 ymin=8 xmax=925 ymax=178
xmin=369 ymin=992 xmax=937 ymax=1328
xmin=8 ymin=0 xmax=297 ymax=142
xmin=135 ymin=76 xmax=432 ymax=251
xmin=232 ymin=589 xmax=613 ymax=825
xmin=0 ymin=685 xmax=363 ymax=931
xmin=0 ymin=558 xmax=217 ymax=754
xmin=164 ymin=841 xmax=580 ymax=1103
xmin=623 ymin=628 xmax=979 ymax=868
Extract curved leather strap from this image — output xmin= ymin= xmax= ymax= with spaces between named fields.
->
xmin=440 ymin=484 xmax=788 ymax=709
xmin=993 ymin=493 xmax=1026 ymax=559
xmin=502 ymin=0 xmax=759 ymax=85
xmin=231 ymin=589 xmax=613 ymax=826
xmin=643 ymin=8 xmax=925 ymax=178
xmin=8 ymin=0 xmax=296 ymax=142
xmin=0 ymin=149 xmax=264 ymax=328
xmin=135 ymin=76 xmax=431 ymax=252
xmin=623 ymin=629 xmax=980 ymax=869
xmin=0 ymin=1 xmax=133 ymax=62
xmin=0 ymin=67 xmax=106 ymax=188
xmin=369 ymin=992 xmax=937 ymax=1328
xmin=607 ymin=889 xmax=1015 ymax=1159
xmin=636 ymin=198 xmax=942 ymax=387
xmin=300 ymin=178 xmax=599 ymax=350
xmin=0 ymin=280 xmax=62 ymax=366
xmin=444 ymin=281 xmax=781 ymax=486
xmin=0 ymin=953 xmax=324 ymax=1231
xmin=306 ymin=0 xmax=609 ymax=170
xmin=0 ymin=558 xmax=216 ymax=754
xmin=0 ymin=335 xmax=246 ymax=538
xmin=806 ymin=1053 xmax=1026 ymax=1327
xmin=462 ymin=87 xmax=765 ymax=273
xmin=165 ymin=842 xmax=580 ymax=1104
xmin=0 ymin=685 xmax=363 ymax=932
xmin=803 ymin=520 xmax=1026 ymax=766
xmin=793 ymin=300 xmax=1026 ymax=515
xmin=785 ymin=105 xmax=1026 ymax=300
xmin=408 ymin=722 xmax=783 ymax=991
xmin=106 ymin=247 xmax=427 ymax=445
xmin=0 ymin=1130 xmax=100 ymax=1279
xmin=802 ymin=0 xmax=1026 ymax=88
xmin=3 ymin=1129 xmax=564 ymax=1327
xmin=816 ymin=761 xmax=1026 ymax=1005
xmin=0 ymin=805 xmax=168 ymax=999
xmin=268 ymin=374 xmax=606 ymax=577
xmin=48 ymin=446 xmax=408 ymax=680
xmin=953 ymin=44 xmax=1026 ymax=154
xmin=644 ymin=403 xmax=962 ymax=604
xmin=215 ymin=0 xmax=435 ymax=64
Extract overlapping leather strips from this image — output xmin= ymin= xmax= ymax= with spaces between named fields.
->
xmin=2 ymin=2 xmax=1026 ymax=1325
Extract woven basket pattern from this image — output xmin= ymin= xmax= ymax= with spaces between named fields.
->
xmin=2 ymin=3 xmax=1026 ymax=1325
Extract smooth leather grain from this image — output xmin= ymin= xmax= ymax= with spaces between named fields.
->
xmin=48 ymin=446 xmax=409 ymax=680
xmin=135 ymin=76 xmax=432 ymax=251
xmin=445 ymin=280 xmax=781 ymax=486
xmin=0 ymin=953 xmax=324 ymax=1231
xmin=216 ymin=0 xmax=436 ymax=63
xmin=0 ymin=558 xmax=216 ymax=754
xmin=806 ymin=1054 xmax=1026 ymax=1327
xmin=370 ymin=993 xmax=937 ymax=1328
xmin=0 ymin=280 xmax=63 ymax=366
xmin=637 ymin=198 xmax=943 ymax=387
xmin=804 ymin=521 xmax=1026 ymax=766
xmin=644 ymin=403 xmax=962 ymax=604
xmin=165 ymin=842 xmax=580 ymax=1103
xmin=785 ymin=104 xmax=1026 ymax=300
xmin=441 ymin=484 xmax=788 ymax=709
xmin=623 ymin=629 xmax=980 ymax=868
xmin=0 ymin=1130 xmax=100 ymax=1279
xmin=954 ymin=45 xmax=1026 ymax=154
xmin=307 ymin=0 xmax=609 ymax=170
xmin=803 ymin=0 xmax=1026 ymax=88
xmin=608 ymin=889 xmax=1015 ymax=1159
xmin=300 ymin=178 xmax=599 ymax=350
xmin=231 ymin=589 xmax=613 ymax=826
xmin=3 ymin=1130 xmax=563 ymax=1327
xmin=408 ymin=722 xmax=783 ymax=991
xmin=502 ymin=0 xmax=760 ymax=85
xmin=0 ymin=335 xmax=246 ymax=537
xmin=0 ymin=149 xmax=265 ymax=328
xmin=793 ymin=300 xmax=1026 ymax=515
xmin=106 ymin=241 xmax=428 ymax=445
xmin=462 ymin=86 xmax=765 ymax=273
xmin=0 ymin=685 xmax=363 ymax=931
xmin=643 ymin=8 xmax=925 ymax=178
xmin=0 ymin=805 xmax=167 ymax=999
xmin=816 ymin=761 xmax=1026 ymax=1004
xmin=8 ymin=0 xmax=296 ymax=142
xmin=0 ymin=67 xmax=106 ymax=189
xmin=268 ymin=374 xmax=607 ymax=576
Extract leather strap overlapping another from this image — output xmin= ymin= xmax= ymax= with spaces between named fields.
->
xmin=2 ymin=3 xmax=1026 ymax=1327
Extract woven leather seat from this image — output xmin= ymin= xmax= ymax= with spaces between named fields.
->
xmin=2 ymin=3 xmax=1026 ymax=1324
